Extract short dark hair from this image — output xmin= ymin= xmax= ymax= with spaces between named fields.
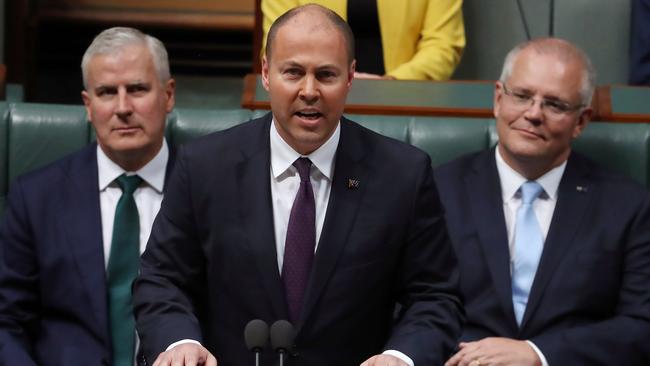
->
xmin=265 ymin=4 xmax=355 ymax=64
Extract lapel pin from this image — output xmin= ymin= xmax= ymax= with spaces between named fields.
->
xmin=347 ymin=179 xmax=360 ymax=189
xmin=576 ymin=185 xmax=588 ymax=192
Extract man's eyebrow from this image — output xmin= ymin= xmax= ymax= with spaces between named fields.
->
xmin=94 ymin=85 xmax=116 ymax=93
xmin=279 ymin=60 xmax=304 ymax=68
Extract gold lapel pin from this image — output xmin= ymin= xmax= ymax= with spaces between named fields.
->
xmin=347 ymin=179 xmax=360 ymax=189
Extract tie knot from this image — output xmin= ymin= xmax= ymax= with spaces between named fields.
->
xmin=520 ymin=181 xmax=543 ymax=204
xmin=293 ymin=158 xmax=312 ymax=182
xmin=116 ymin=174 xmax=142 ymax=195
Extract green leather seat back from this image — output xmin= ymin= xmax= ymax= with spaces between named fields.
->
xmin=168 ymin=108 xmax=253 ymax=146
xmin=1 ymin=103 xmax=649 ymax=218
xmin=572 ymin=122 xmax=650 ymax=186
xmin=347 ymin=114 xmax=413 ymax=142
xmin=410 ymin=117 xmax=494 ymax=167
xmin=7 ymin=103 xmax=90 ymax=189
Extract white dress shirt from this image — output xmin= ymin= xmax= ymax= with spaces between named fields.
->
xmin=495 ymin=147 xmax=566 ymax=366
xmin=97 ymin=139 xmax=169 ymax=266
xmin=97 ymin=139 xmax=169 ymax=365
xmin=269 ymin=120 xmax=338 ymax=270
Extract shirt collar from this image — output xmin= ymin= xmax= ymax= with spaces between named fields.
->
xmin=270 ymin=118 xmax=339 ymax=180
xmin=495 ymin=146 xmax=566 ymax=202
xmin=97 ymin=139 xmax=169 ymax=193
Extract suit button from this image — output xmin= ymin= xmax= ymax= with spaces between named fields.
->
xmin=291 ymin=344 xmax=299 ymax=357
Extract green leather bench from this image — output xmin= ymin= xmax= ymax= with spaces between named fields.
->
xmin=1 ymin=102 xmax=649 ymax=216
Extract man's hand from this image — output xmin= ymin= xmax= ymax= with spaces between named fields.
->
xmin=360 ymin=354 xmax=408 ymax=366
xmin=152 ymin=343 xmax=217 ymax=366
xmin=444 ymin=337 xmax=541 ymax=366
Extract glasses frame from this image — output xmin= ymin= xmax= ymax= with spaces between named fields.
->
xmin=501 ymin=83 xmax=586 ymax=117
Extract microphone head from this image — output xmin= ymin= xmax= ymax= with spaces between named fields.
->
xmin=270 ymin=320 xmax=295 ymax=352
xmin=244 ymin=319 xmax=269 ymax=352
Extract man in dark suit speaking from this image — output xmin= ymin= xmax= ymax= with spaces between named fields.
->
xmin=438 ymin=38 xmax=650 ymax=366
xmin=0 ymin=27 xmax=176 ymax=365
xmin=133 ymin=4 xmax=463 ymax=366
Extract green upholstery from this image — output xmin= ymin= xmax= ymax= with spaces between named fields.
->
xmin=346 ymin=114 xmax=413 ymax=142
xmin=167 ymin=108 xmax=253 ymax=146
xmin=7 ymin=103 xmax=90 ymax=186
xmin=409 ymin=117 xmax=495 ymax=167
xmin=574 ymin=122 xmax=650 ymax=185
xmin=1 ymin=102 xmax=649 ymax=218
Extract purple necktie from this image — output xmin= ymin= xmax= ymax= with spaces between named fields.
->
xmin=282 ymin=157 xmax=316 ymax=323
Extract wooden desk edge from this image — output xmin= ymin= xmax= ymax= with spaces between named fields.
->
xmin=38 ymin=8 xmax=254 ymax=31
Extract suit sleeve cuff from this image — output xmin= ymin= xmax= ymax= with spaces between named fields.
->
xmin=526 ymin=340 xmax=549 ymax=366
xmin=166 ymin=339 xmax=202 ymax=351
xmin=383 ymin=350 xmax=414 ymax=366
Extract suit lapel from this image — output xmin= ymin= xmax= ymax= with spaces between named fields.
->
xmin=237 ymin=115 xmax=288 ymax=319
xmin=299 ymin=119 xmax=369 ymax=330
xmin=521 ymin=153 xmax=593 ymax=329
xmin=60 ymin=144 xmax=109 ymax=342
xmin=466 ymin=149 xmax=518 ymax=327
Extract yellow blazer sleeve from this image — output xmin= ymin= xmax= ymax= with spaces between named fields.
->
xmin=380 ymin=0 xmax=465 ymax=80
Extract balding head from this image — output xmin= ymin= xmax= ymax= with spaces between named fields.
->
xmin=265 ymin=4 xmax=355 ymax=64
xmin=499 ymin=38 xmax=596 ymax=105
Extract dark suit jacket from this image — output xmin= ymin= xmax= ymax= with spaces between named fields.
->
xmin=434 ymin=148 xmax=650 ymax=365
xmin=0 ymin=143 xmax=173 ymax=366
xmin=133 ymin=114 xmax=463 ymax=366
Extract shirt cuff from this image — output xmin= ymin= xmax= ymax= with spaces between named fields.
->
xmin=165 ymin=339 xmax=202 ymax=351
xmin=526 ymin=340 xmax=549 ymax=366
xmin=383 ymin=349 xmax=414 ymax=366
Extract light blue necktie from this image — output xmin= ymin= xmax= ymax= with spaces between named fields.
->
xmin=511 ymin=181 xmax=544 ymax=326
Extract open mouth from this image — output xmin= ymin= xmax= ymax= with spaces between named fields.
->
xmin=295 ymin=111 xmax=323 ymax=120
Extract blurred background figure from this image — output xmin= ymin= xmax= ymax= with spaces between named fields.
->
xmin=629 ymin=0 xmax=650 ymax=85
xmin=261 ymin=0 xmax=466 ymax=80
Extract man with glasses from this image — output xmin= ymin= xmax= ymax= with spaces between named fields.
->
xmin=437 ymin=38 xmax=650 ymax=366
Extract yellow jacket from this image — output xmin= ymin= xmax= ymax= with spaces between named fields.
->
xmin=261 ymin=0 xmax=465 ymax=80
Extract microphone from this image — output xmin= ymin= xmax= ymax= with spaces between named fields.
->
xmin=244 ymin=319 xmax=269 ymax=366
xmin=270 ymin=320 xmax=295 ymax=366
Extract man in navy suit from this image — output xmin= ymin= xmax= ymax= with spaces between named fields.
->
xmin=133 ymin=4 xmax=463 ymax=366
xmin=439 ymin=38 xmax=650 ymax=366
xmin=0 ymin=27 xmax=176 ymax=365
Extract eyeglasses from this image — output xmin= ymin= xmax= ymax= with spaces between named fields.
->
xmin=501 ymin=84 xmax=585 ymax=117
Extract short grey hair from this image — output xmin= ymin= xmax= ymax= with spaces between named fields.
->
xmin=499 ymin=38 xmax=596 ymax=106
xmin=81 ymin=27 xmax=170 ymax=89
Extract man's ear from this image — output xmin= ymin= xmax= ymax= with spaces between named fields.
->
xmin=261 ymin=55 xmax=271 ymax=91
xmin=573 ymin=107 xmax=592 ymax=139
xmin=81 ymin=90 xmax=93 ymax=123
xmin=347 ymin=59 xmax=356 ymax=87
xmin=165 ymin=78 xmax=176 ymax=113
xmin=493 ymin=81 xmax=504 ymax=119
